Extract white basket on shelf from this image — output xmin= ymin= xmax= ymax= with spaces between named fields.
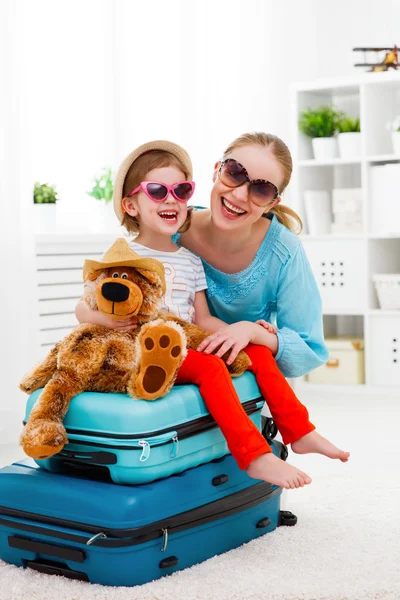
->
xmin=372 ymin=274 xmax=400 ymax=310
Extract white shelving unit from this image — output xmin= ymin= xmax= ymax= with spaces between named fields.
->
xmin=290 ymin=72 xmax=400 ymax=395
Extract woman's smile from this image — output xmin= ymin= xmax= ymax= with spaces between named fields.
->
xmin=220 ymin=196 xmax=248 ymax=219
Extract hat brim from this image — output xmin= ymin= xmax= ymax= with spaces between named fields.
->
xmin=83 ymin=257 xmax=166 ymax=294
xmin=113 ymin=140 xmax=193 ymax=224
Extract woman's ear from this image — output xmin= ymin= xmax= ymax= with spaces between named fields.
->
xmin=212 ymin=161 xmax=220 ymax=183
xmin=121 ymin=196 xmax=139 ymax=217
xmin=264 ymin=196 xmax=281 ymax=214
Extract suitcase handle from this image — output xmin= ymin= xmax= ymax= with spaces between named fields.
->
xmin=212 ymin=474 xmax=229 ymax=486
xmin=57 ymin=449 xmax=117 ymax=465
xmin=256 ymin=517 xmax=271 ymax=529
xmin=26 ymin=559 xmax=89 ymax=581
xmin=159 ymin=556 xmax=178 ymax=569
xmin=8 ymin=535 xmax=86 ymax=563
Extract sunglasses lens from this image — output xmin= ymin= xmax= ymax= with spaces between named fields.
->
xmin=146 ymin=183 xmax=167 ymax=201
xmin=249 ymin=182 xmax=277 ymax=206
xmin=174 ymin=182 xmax=193 ymax=201
xmin=220 ymin=161 xmax=247 ymax=187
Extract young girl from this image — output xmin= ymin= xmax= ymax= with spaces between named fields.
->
xmin=76 ymin=140 xmax=349 ymax=489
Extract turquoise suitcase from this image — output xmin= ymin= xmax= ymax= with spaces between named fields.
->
xmin=0 ymin=441 xmax=295 ymax=587
xmin=24 ymin=372 xmax=265 ymax=485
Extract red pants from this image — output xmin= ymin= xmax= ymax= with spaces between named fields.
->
xmin=175 ymin=345 xmax=315 ymax=470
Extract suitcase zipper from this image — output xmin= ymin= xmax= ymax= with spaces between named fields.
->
xmin=0 ymin=480 xmax=279 ymax=550
xmin=136 ymin=432 xmax=179 ymax=462
xmin=61 ymin=399 xmax=263 ymax=453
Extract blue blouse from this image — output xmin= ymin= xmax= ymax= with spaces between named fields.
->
xmin=175 ymin=214 xmax=328 ymax=378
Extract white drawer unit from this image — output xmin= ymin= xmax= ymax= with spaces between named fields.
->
xmin=368 ymin=315 xmax=400 ymax=386
xmin=302 ymin=239 xmax=367 ymax=313
xmin=35 ymin=235 xmax=118 ymax=351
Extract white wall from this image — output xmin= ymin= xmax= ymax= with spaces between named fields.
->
xmin=23 ymin=0 xmax=115 ymax=222
xmin=0 ymin=1 xmax=40 ymax=440
xmin=113 ymin=0 xmax=400 ymax=204
xmin=8 ymin=0 xmax=400 ymax=210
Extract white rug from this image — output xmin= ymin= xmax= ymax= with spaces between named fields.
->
xmin=0 ymin=468 xmax=399 ymax=600
xmin=1 ymin=393 xmax=399 ymax=600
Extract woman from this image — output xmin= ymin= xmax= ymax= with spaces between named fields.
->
xmin=178 ymin=132 xmax=329 ymax=379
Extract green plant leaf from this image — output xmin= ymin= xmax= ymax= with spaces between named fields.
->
xmin=337 ymin=116 xmax=360 ymax=133
xmin=33 ymin=182 xmax=58 ymax=204
xmin=87 ymin=167 xmax=114 ymax=203
xmin=298 ymin=105 xmax=342 ymax=138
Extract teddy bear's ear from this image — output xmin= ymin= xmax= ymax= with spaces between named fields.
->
xmin=136 ymin=268 xmax=164 ymax=290
xmin=85 ymin=270 xmax=101 ymax=282
xmin=83 ymin=271 xmax=107 ymax=310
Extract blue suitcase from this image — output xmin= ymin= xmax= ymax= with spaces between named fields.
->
xmin=0 ymin=440 xmax=295 ymax=587
xmin=24 ymin=372 xmax=265 ymax=485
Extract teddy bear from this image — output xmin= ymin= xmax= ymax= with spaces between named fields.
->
xmin=20 ymin=238 xmax=250 ymax=461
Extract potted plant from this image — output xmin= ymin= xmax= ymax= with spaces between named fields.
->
xmin=386 ymin=116 xmax=400 ymax=155
xmin=87 ymin=167 xmax=114 ymax=204
xmin=33 ymin=182 xmax=58 ymax=232
xmin=337 ymin=116 xmax=361 ymax=159
xmin=87 ymin=167 xmax=117 ymax=232
xmin=298 ymin=105 xmax=341 ymax=160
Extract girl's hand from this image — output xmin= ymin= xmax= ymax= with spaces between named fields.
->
xmin=95 ymin=312 xmax=138 ymax=332
xmin=255 ymin=320 xmax=278 ymax=334
xmin=196 ymin=322 xmax=254 ymax=365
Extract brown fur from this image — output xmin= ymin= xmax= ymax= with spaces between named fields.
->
xmin=20 ymin=262 xmax=250 ymax=460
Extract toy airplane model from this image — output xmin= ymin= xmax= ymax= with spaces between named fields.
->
xmin=353 ymin=46 xmax=398 ymax=71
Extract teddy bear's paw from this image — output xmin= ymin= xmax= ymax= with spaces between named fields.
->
xmin=227 ymin=350 xmax=251 ymax=377
xmin=21 ymin=420 xmax=68 ymax=460
xmin=130 ymin=321 xmax=186 ymax=401
xmin=20 ymin=374 xmax=44 ymax=394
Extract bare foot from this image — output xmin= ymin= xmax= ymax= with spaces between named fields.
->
xmin=291 ymin=430 xmax=350 ymax=462
xmin=246 ymin=452 xmax=312 ymax=489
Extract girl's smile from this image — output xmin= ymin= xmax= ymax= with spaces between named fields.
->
xmin=157 ymin=208 xmax=180 ymax=225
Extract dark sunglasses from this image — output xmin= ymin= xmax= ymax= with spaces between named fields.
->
xmin=129 ymin=180 xmax=195 ymax=203
xmin=218 ymin=159 xmax=279 ymax=207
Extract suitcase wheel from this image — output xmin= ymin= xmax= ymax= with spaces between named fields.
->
xmin=278 ymin=510 xmax=297 ymax=527
xmin=262 ymin=417 xmax=278 ymax=441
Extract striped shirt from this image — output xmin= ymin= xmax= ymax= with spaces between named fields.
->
xmin=128 ymin=241 xmax=207 ymax=323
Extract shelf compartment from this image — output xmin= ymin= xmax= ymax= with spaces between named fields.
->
xmin=302 ymin=238 xmax=367 ymax=313
xmin=368 ymin=313 xmax=400 ymax=386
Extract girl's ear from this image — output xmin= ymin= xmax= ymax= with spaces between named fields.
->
xmin=212 ymin=161 xmax=220 ymax=183
xmin=122 ymin=196 xmax=139 ymax=217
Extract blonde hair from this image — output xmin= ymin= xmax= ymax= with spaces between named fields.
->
xmin=121 ymin=150 xmax=192 ymax=234
xmin=223 ymin=132 xmax=302 ymax=234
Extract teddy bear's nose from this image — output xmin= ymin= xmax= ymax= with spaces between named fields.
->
xmin=102 ymin=282 xmax=130 ymax=303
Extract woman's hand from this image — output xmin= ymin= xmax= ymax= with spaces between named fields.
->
xmin=255 ymin=320 xmax=277 ymax=334
xmin=196 ymin=321 xmax=255 ymax=365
